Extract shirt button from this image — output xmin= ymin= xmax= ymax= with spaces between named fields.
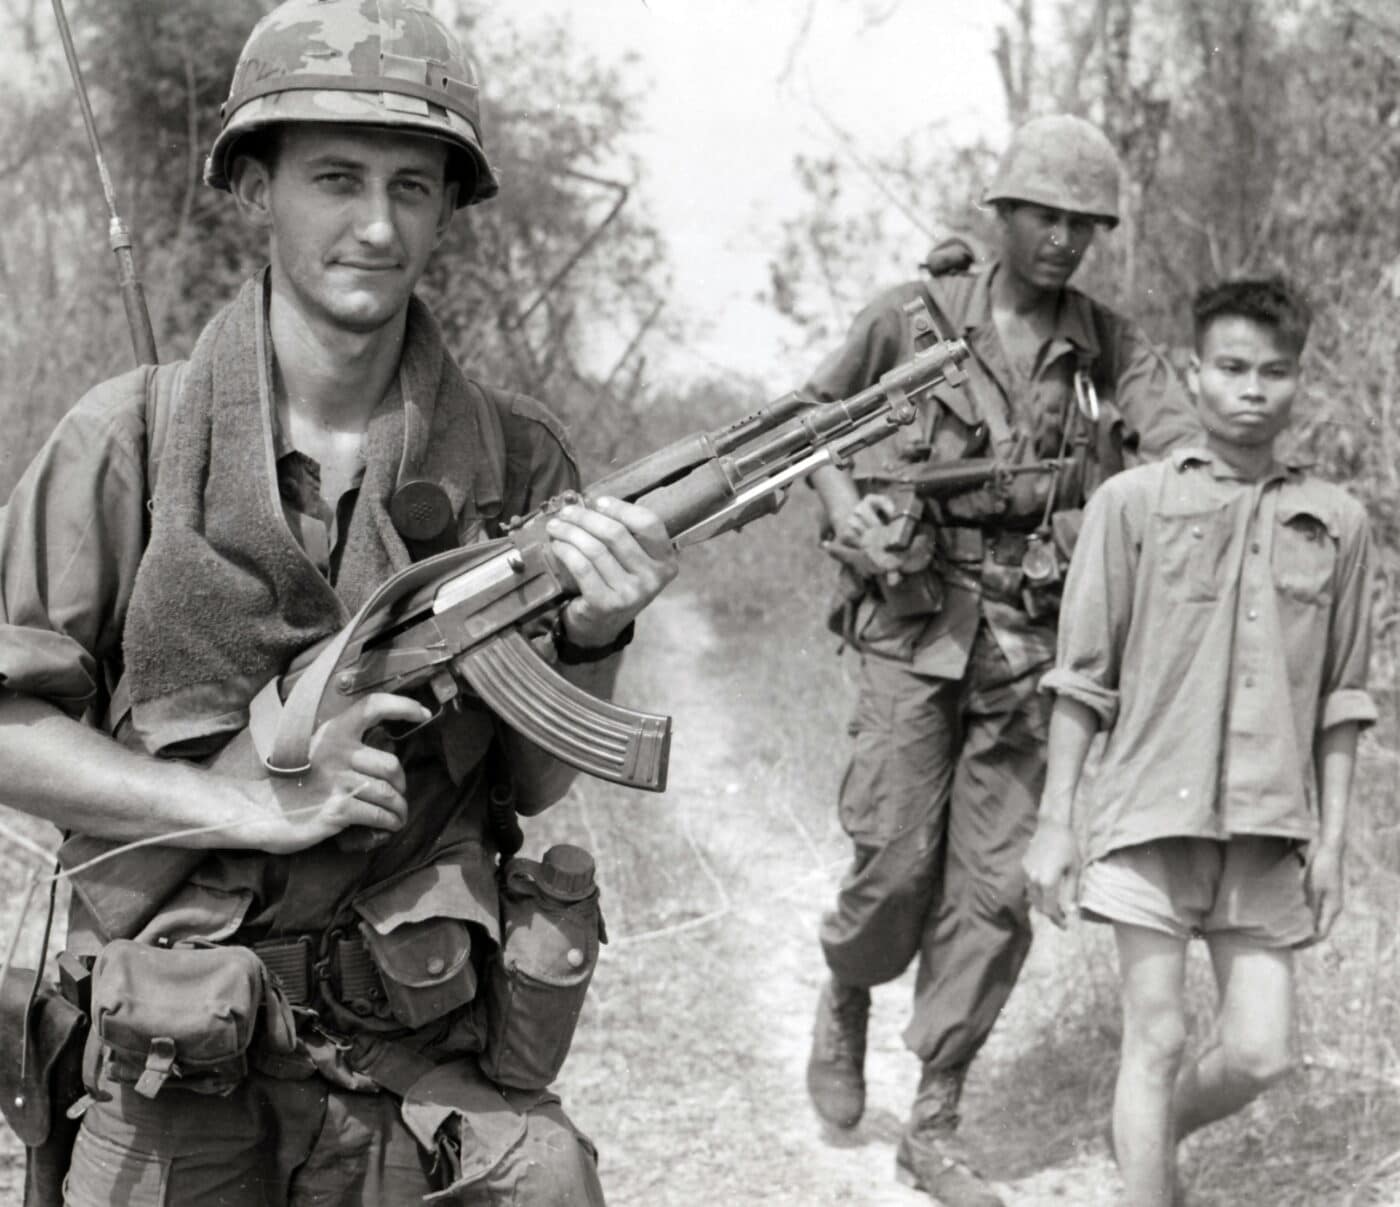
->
xmin=1191 ymin=526 xmax=1203 ymax=539
xmin=426 ymin=956 xmax=446 ymax=976
xmin=1251 ymin=541 xmax=1261 ymax=554
xmin=1246 ymin=609 xmax=1258 ymax=620
xmin=566 ymin=948 xmax=586 ymax=969
xmin=1178 ymin=788 xmax=1189 ymax=799
xmin=1244 ymin=675 xmax=1255 ymax=688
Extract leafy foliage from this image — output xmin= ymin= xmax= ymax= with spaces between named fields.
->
xmin=0 ymin=0 xmax=670 ymax=492
xmin=766 ymin=0 xmax=1400 ymax=567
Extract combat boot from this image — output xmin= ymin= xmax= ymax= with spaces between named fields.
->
xmin=894 ymin=1063 xmax=1004 ymax=1207
xmin=805 ymin=977 xmax=870 ymax=1128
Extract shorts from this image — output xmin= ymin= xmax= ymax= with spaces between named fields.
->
xmin=1078 ymin=834 xmax=1315 ymax=948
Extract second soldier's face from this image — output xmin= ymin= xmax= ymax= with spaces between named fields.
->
xmin=998 ymin=203 xmax=1098 ymax=293
xmin=252 ymin=124 xmax=456 ymax=334
xmin=1189 ymin=316 xmax=1300 ymax=449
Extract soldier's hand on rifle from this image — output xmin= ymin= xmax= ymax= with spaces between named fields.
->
xmin=547 ymin=496 xmax=679 ymax=648
xmin=835 ymin=492 xmax=896 ymax=547
xmin=259 ymin=692 xmax=432 ymax=853
xmin=1022 ymin=818 xmax=1078 ymax=928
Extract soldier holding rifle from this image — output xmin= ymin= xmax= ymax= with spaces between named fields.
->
xmin=802 ymin=115 xmax=1201 ymax=1205
xmin=0 ymin=3 xmax=972 ymax=1200
xmin=0 ymin=2 xmax=676 ymax=1202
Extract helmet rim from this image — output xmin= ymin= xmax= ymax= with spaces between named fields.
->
xmin=204 ymin=89 xmax=498 ymax=206
xmin=205 ymin=0 xmax=498 ymax=208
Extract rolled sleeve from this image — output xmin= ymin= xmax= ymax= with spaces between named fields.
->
xmin=1319 ymin=502 xmax=1377 ymax=732
xmin=0 ymin=627 xmax=99 ymax=714
xmin=1039 ymin=665 xmax=1119 ymax=726
xmin=1320 ymin=687 xmax=1378 ymax=731
xmin=1046 ymin=477 xmax=1139 ymax=724
xmin=0 ymin=369 xmax=151 ymax=716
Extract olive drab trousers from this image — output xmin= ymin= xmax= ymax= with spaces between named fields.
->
xmin=62 ymin=1067 xmax=605 ymax=1207
xmin=819 ymin=624 xmax=1050 ymax=1072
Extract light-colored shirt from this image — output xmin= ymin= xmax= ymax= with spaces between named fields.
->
xmin=1044 ymin=448 xmax=1376 ymax=861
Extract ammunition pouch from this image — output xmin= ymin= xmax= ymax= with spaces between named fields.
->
xmin=84 ymin=940 xmax=295 ymax=1100
xmin=482 ymin=846 xmax=604 ymax=1092
xmin=356 ymin=913 xmax=478 ymax=1033
xmin=340 ymin=840 xmax=501 ymax=1036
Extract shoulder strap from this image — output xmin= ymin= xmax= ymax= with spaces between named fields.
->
xmin=1085 ymin=300 xmax=1122 ymax=400
xmin=142 ymin=362 xmax=184 ymax=501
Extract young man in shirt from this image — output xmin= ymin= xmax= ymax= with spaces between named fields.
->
xmin=1023 ymin=276 xmax=1375 ymax=1205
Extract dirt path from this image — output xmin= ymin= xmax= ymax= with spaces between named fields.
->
xmin=530 ymin=590 xmax=1123 ymax=1206
xmin=4 ymin=586 xmax=1391 ymax=1204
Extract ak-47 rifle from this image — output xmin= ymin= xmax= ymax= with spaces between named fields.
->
xmin=253 ymin=334 xmax=971 ymax=790
xmin=60 ymin=333 xmax=971 ymax=940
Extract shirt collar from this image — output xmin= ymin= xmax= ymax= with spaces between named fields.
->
xmin=963 ymin=258 xmax=1101 ymax=361
xmin=1171 ymin=445 xmax=1310 ymax=483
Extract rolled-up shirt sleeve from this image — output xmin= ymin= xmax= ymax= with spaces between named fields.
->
xmin=1112 ymin=324 xmax=1202 ymax=462
xmin=1319 ymin=499 xmax=1378 ymax=731
xmin=0 ymin=370 xmax=151 ymax=717
xmin=1041 ymin=476 xmax=1139 ymax=725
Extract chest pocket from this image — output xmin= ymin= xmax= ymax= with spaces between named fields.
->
xmin=1272 ymin=503 xmax=1337 ymax=604
xmin=1152 ymin=505 xmax=1232 ymax=603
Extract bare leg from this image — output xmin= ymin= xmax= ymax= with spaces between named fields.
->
xmin=1174 ymin=934 xmax=1295 ymax=1140
xmin=1112 ymin=923 xmax=1189 ymax=1207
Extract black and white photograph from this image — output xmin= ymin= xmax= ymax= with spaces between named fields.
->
xmin=1 ymin=2 xmax=1397 ymax=1204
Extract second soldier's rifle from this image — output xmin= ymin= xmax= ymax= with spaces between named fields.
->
xmin=60 ymin=332 xmax=971 ymax=940
xmin=825 ymin=456 xmax=1071 ymax=618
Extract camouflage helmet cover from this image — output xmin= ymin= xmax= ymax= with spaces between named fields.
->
xmin=984 ymin=114 xmax=1120 ymax=228
xmin=205 ymin=0 xmax=498 ymax=207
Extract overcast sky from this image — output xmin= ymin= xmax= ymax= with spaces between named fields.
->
xmin=489 ymin=0 xmax=1007 ymax=391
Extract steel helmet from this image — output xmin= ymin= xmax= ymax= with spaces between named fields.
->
xmin=984 ymin=114 xmax=1120 ymax=228
xmin=205 ymin=0 xmax=498 ymax=207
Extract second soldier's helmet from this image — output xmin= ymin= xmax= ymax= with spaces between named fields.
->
xmin=204 ymin=0 xmax=498 ymax=207
xmin=984 ymin=114 xmax=1120 ymax=228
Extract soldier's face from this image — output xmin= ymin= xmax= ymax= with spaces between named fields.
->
xmin=237 ymin=124 xmax=456 ymax=334
xmin=1189 ymin=316 xmax=1300 ymax=449
xmin=998 ymin=203 xmax=1097 ymax=293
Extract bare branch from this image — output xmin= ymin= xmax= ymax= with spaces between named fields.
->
xmin=778 ymin=0 xmax=819 ymax=87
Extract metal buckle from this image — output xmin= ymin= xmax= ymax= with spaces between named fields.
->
xmin=330 ymin=933 xmax=389 ymax=1020
xmin=254 ymin=935 xmax=314 ymax=1007
xmin=1074 ymin=369 xmax=1100 ymax=422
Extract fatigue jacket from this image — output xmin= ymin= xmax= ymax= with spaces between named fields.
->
xmin=0 ymin=353 xmax=611 ymax=1000
xmin=1045 ymin=450 xmax=1377 ymax=862
xmin=805 ymin=257 xmax=1200 ymax=680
